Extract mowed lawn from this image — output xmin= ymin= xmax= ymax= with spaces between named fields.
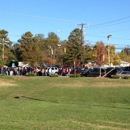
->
xmin=0 ymin=76 xmax=130 ymax=130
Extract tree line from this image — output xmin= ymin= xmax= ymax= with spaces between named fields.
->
xmin=0 ymin=29 xmax=130 ymax=67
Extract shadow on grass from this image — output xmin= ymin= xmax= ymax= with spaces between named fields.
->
xmin=14 ymin=95 xmax=44 ymax=101
xmin=14 ymin=96 xmax=59 ymax=103
xmin=21 ymin=96 xmax=44 ymax=101
xmin=14 ymin=96 xmax=130 ymax=110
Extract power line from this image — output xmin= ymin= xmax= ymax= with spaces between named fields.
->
xmin=1 ymin=10 xmax=130 ymax=34
xmin=89 ymin=15 xmax=130 ymax=27
xmin=86 ymin=34 xmax=130 ymax=40
xmin=88 ymin=27 xmax=130 ymax=34
xmin=0 ymin=11 xmax=81 ymax=24
xmin=89 ymin=19 xmax=130 ymax=29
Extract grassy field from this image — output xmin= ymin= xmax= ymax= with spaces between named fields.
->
xmin=0 ymin=76 xmax=130 ymax=130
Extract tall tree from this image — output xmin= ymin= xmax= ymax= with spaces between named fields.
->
xmin=43 ymin=32 xmax=60 ymax=65
xmin=0 ymin=30 xmax=9 ymax=60
xmin=18 ymin=32 xmax=42 ymax=67
xmin=113 ymin=55 xmax=121 ymax=65
xmin=93 ymin=41 xmax=106 ymax=76
xmin=83 ymin=44 xmax=93 ymax=63
xmin=0 ymin=29 xmax=11 ymax=46
xmin=12 ymin=43 xmax=21 ymax=60
xmin=0 ymin=29 xmax=16 ymax=66
xmin=55 ymin=40 xmax=67 ymax=66
xmin=35 ymin=34 xmax=46 ymax=59
xmin=64 ymin=28 xmax=82 ymax=66
xmin=0 ymin=29 xmax=8 ymax=40
xmin=119 ymin=46 xmax=130 ymax=62
xmin=106 ymin=45 xmax=121 ymax=65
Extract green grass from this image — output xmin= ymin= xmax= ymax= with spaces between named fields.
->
xmin=0 ymin=76 xmax=130 ymax=130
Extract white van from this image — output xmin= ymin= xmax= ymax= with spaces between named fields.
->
xmin=45 ymin=67 xmax=59 ymax=75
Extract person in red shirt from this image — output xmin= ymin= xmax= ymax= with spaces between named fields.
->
xmin=62 ymin=67 xmax=66 ymax=76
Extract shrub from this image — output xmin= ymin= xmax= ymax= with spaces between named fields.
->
xmin=27 ymin=72 xmax=37 ymax=76
xmin=123 ymin=76 xmax=130 ymax=79
xmin=50 ymin=73 xmax=59 ymax=77
xmin=70 ymin=74 xmax=81 ymax=78
xmin=111 ymin=75 xmax=120 ymax=79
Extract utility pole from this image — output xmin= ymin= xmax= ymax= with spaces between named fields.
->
xmin=78 ymin=23 xmax=86 ymax=68
xmin=2 ymin=38 xmax=4 ymax=60
xmin=2 ymin=38 xmax=9 ymax=60
xmin=107 ymin=34 xmax=112 ymax=67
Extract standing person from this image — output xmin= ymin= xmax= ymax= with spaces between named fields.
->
xmin=62 ymin=67 xmax=66 ymax=76
xmin=41 ymin=68 xmax=45 ymax=76
xmin=58 ymin=67 xmax=62 ymax=75
xmin=18 ymin=67 xmax=22 ymax=76
xmin=36 ymin=67 xmax=40 ymax=76
xmin=10 ymin=67 xmax=13 ymax=76
xmin=1 ymin=67 xmax=3 ymax=74
xmin=14 ymin=67 xmax=18 ymax=75
xmin=6 ymin=67 xmax=9 ymax=75
xmin=7 ymin=67 xmax=10 ymax=76
xmin=67 ymin=67 xmax=71 ymax=76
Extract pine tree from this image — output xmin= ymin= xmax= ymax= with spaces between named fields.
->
xmin=18 ymin=32 xmax=42 ymax=66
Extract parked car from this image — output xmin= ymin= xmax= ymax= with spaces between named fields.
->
xmin=105 ymin=67 xmax=123 ymax=77
xmin=80 ymin=68 xmax=89 ymax=76
xmin=45 ymin=67 xmax=59 ymax=76
xmin=123 ymin=66 xmax=130 ymax=72
xmin=118 ymin=71 xmax=130 ymax=78
xmin=82 ymin=67 xmax=106 ymax=77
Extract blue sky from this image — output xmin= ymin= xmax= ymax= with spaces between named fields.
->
xmin=0 ymin=0 xmax=130 ymax=52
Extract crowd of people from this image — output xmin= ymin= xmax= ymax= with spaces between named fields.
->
xmin=0 ymin=66 xmax=80 ymax=76
xmin=0 ymin=66 xmax=34 ymax=76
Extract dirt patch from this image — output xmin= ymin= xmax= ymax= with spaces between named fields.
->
xmin=51 ymin=82 xmax=86 ymax=88
xmin=0 ymin=80 xmax=17 ymax=87
xmin=99 ymin=120 xmax=130 ymax=126
xmin=70 ymin=120 xmax=129 ymax=130
xmin=14 ymin=76 xmax=30 ymax=80
xmin=51 ymin=81 xmax=130 ymax=88
xmin=93 ymin=82 xmax=130 ymax=88
xmin=91 ymin=78 xmax=130 ymax=88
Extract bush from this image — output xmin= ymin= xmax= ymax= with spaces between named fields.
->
xmin=27 ymin=72 xmax=37 ymax=76
xmin=69 ymin=74 xmax=81 ymax=78
xmin=111 ymin=75 xmax=120 ymax=79
xmin=123 ymin=76 xmax=130 ymax=79
xmin=50 ymin=73 xmax=59 ymax=77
